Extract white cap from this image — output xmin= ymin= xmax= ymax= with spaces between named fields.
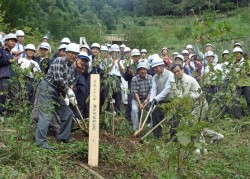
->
xmin=205 ymin=43 xmax=213 ymax=48
xmin=172 ymin=52 xmax=179 ymax=56
xmin=15 ymin=30 xmax=25 ymax=37
xmin=91 ymin=43 xmax=101 ymax=49
xmin=233 ymin=42 xmax=242 ymax=48
xmin=175 ymin=55 xmax=184 ymax=62
xmin=186 ymin=44 xmax=193 ymax=49
xmin=80 ymin=44 xmax=90 ymax=51
xmin=25 ymin=44 xmax=36 ymax=51
xmin=110 ymin=44 xmax=120 ymax=52
xmin=222 ymin=50 xmax=229 ymax=55
xmin=100 ymin=45 xmax=108 ymax=51
xmin=205 ymin=51 xmax=215 ymax=58
xmin=137 ymin=62 xmax=149 ymax=70
xmin=151 ymin=56 xmax=164 ymax=68
xmin=181 ymin=49 xmax=189 ymax=54
xmin=141 ymin=49 xmax=147 ymax=53
xmin=65 ymin=43 xmax=80 ymax=54
xmin=124 ymin=47 xmax=131 ymax=53
xmin=78 ymin=52 xmax=90 ymax=62
xmin=131 ymin=49 xmax=140 ymax=56
xmin=58 ymin=44 xmax=68 ymax=50
xmin=61 ymin=37 xmax=71 ymax=44
xmin=39 ymin=42 xmax=50 ymax=50
xmin=4 ymin=33 xmax=17 ymax=42
xmin=233 ymin=47 xmax=243 ymax=53
xmin=120 ymin=44 xmax=126 ymax=48
xmin=162 ymin=47 xmax=168 ymax=51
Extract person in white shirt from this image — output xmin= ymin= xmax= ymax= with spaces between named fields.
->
xmin=12 ymin=30 xmax=26 ymax=58
xmin=18 ymin=44 xmax=41 ymax=102
xmin=149 ymin=55 xmax=175 ymax=138
xmin=202 ymin=51 xmax=223 ymax=104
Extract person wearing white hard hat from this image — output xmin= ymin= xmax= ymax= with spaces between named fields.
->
xmin=35 ymin=42 xmax=51 ymax=74
xmin=202 ymin=51 xmax=223 ymax=104
xmin=80 ymin=44 xmax=90 ymax=54
xmin=42 ymin=36 xmax=49 ymax=43
xmin=130 ymin=62 xmax=152 ymax=131
xmin=231 ymin=47 xmax=250 ymax=119
xmin=61 ymin=37 xmax=71 ymax=45
xmin=18 ymin=44 xmax=41 ymax=102
xmin=233 ymin=42 xmax=242 ymax=49
xmin=149 ymin=55 xmax=175 ymax=138
xmin=172 ymin=52 xmax=179 ymax=59
xmin=0 ymin=33 xmax=18 ymax=116
xmin=106 ymin=44 xmax=124 ymax=115
xmin=120 ymin=44 xmax=126 ymax=60
xmin=222 ymin=50 xmax=230 ymax=60
xmin=12 ymin=30 xmax=26 ymax=58
xmin=33 ymin=43 xmax=80 ymax=149
xmin=174 ymin=54 xmax=184 ymax=64
xmin=182 ymin=49 xmax=196 ymax=76
xmin=140 ymin=49 xmax=148 ymax=61
xmin=89 ymin=42 xmax=100 ymax=68
xmin=100 ymin=45 xmax=109 ymax=59
xmin=186 ymin=44 xmax=194 ymax=55
xmin=123 ymin=48 xmax=141 ymax=120
xmin=194 ymin=38 xmax=218 ymax=64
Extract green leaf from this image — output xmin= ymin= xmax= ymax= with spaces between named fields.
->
xmin=177 ymin=135 xmax=191 ymax=147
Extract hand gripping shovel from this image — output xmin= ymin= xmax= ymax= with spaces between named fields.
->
xmin=134 ymin=103 xmax=155 ymax=136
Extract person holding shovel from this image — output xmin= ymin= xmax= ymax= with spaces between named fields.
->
xmin=131 ymin=62 xmax=152 ymax=131
xmin=149 ymin=55 xmax=175 ymax=138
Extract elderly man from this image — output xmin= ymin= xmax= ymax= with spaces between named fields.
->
xmin=34 ymin=43 xmax=80 ymax=149
xmin=131 ymin=62 xmax=152 ymax=131
xmin=149 ymin=55 xmax=175 ymax=138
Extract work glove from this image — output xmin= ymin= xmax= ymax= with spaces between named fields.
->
xmin=64 ymin=96 xmax=69 ymax=105
xmin=69 ymin=97 xmax=77 ymax=106
xmin=67 ymin=88 xmax=75 ymax=98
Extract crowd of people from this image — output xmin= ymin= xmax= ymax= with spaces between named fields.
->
xmin=0 ymin=30 xmax=249 ymax=149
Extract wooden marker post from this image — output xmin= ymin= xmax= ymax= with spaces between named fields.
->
xmin=88 ymin=74 xmax=100 ymax=166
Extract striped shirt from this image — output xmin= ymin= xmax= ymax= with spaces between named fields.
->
xmin=45 ymin=57 xmax=78 ymax=92
xmin=131 ymin=74 xmax=152 ymax=102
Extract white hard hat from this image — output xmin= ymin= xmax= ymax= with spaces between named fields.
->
xmin=58 ymin=44 xmax=68 ymax=50
xmin=91 ymin=43 xmax=101 ymax=49
xmin=141 ymin=49 xmax=147 ymax=53
xmin=181 ymin=49 xmax=189 ymax=54
xmin=162 ymin=47 xmax=168 ymax=51
xmin=233 ymin=47 xmax=243 ymax=53
xmin=15 ymin=30 xmax=25 ymax=37
xmin=137 ymin=62 xmax=148 ymax=70
xmin=205 ymin=51 xmax=215 ymax=58
xmin=78 ymin=51 xmax=90 ymax=62
xmin=80 ymin=44 xmax=90 ymax=51
xmin=186 ymin=44 xmax=193 ymax=49
xmin=175 ymin=55 xmax=184 ymax=62
xmin=4 ymin=33 xmax=17 ymax=42
xmin=233 ymin=42 xmax=242 ymax=48
xmin=111 ymin=44 xmax=120 ymax=52
xmin=106 ymin=43 xmax=111 ymax=48
xmin=65 ymin=43 xmax=80 ymax=54
xmin=172 ymin=52 xmax=179 ymax=56
xmin=205 ymin=43 xmax=213 ymax=48
xmin=100 ymin=45 xmax=108 ymax=51
xmin=39 ymin=42 xmax=50 ymax=50
xmin=222 ymin=50 xmax=229 ymax=55
xmin=124 ymin=47 xmax=131 ymax=53
xmin=151 ymin=55 xmax=164 ymax=68
xmin=148 ymin=54 xmax=160 ymax=64
xmin=61 ymin=37 xmax=71 ymax=44
xmin=43 ymin=36 xmax=48 ymax=39
xmin=25 ymin=44 xmax=36 ymax=51
xmin=131 ymin=49 xmax=140 ymax=56
xmin=189 ymin=54 xmax=195 ymax=59
xmin=120 ymin=44 xmax=126 ymax=48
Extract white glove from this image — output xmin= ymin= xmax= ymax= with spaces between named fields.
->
xmin=69 ymin=97 xmax=77 ymax=106
xmin=67 ymin=88 xmax=75 ymax=98
xmin=64 ymin=97 xmax=69 ymax=106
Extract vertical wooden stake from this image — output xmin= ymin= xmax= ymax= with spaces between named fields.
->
xmin=88 ymin=74 xmax=100 ymax=167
